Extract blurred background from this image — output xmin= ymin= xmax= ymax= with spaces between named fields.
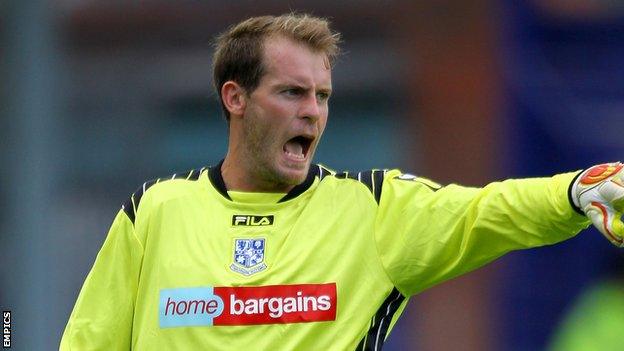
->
xmin=1 ymin=0 xmax=623 ymax=350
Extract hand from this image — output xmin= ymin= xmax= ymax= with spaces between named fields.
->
xmin=571 ymin=162 xmax=624 ymax=247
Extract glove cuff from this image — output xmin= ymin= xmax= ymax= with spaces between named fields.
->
xmin=568 ymin=169 xmax=585 ymax=216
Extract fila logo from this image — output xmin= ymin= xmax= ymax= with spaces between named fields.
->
xmin=232 ymin=215 xmax=274 ymax=226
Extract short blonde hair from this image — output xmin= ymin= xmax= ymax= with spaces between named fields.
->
xmin=212 ymin=13 xmax=341 ymax=120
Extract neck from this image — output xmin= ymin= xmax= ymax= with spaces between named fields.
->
xmin=221 ymin=154 xmax=296 ymax=193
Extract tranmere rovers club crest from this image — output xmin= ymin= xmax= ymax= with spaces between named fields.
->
xmin=230 ymin=238 xmax=267 ymax=276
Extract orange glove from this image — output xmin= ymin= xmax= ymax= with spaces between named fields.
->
xmin=571 ymin=162 xmax=624 ymax=247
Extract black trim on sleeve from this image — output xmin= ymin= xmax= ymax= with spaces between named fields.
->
xmin=568 ymin=170 xmax=586 ymax=216
xmin=316 ymin=164 xmax=333 ymax=181
xmin=335 ymin=170 xmax=358 ymax=181
xmin=335 ymin=169 xmax=388 ymax=204
xmin=122 ymin=180 xmax=157 ymax=224
xmin=355 ymin=288 xmax=406 ymax=351
xmin=372 ymin=170 xmax=386 ymax=203
xmin=122 ymin=167 xmax=205 ymax=224
xmin=121 ymin=198 xmax=136 ymax=224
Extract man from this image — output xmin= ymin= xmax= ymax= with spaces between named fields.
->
xmin=61 ymin=13 xmax=624 ymax=350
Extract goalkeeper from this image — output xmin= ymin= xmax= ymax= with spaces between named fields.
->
xmin=61 ymin=13 xmax=624 ymax=350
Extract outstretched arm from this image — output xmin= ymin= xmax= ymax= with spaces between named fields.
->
xmin=375 ymin=169 xmax=592 ymax=296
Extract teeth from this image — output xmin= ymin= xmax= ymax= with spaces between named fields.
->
xmin=283 ymin=138 xmax=305 ymax=160
xmin=284 ymin=150 xmax=305 ymax=160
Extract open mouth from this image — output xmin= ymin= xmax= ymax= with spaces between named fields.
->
xmin=283 ymin=135 xmax=314 ymax=161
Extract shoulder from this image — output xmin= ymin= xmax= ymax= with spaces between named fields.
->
xmin=313 ymin=165 xmax=400 ymax=204
xmin=121 ymin=167 xmax=207 ymax=224
xmin=314 ymin=165 xmax=442 ymax=203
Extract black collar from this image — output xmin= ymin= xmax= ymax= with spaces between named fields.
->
xmin=208 ymin=160 xmax=319 ymax=203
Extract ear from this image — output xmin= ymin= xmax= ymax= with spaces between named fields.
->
xmin=221 ymin=81 xmax=247 ymax=117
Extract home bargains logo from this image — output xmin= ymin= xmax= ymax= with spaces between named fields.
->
xmin=159 ymin=283 xmax=336 ymax=328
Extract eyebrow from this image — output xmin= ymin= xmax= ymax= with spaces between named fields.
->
xmin=274 ymin=83 xmax=332 ymax=93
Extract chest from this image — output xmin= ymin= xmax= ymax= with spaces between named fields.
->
xmin=138 ymin=196 xmax=379 ymax=286
xmin=130 ymin=189 xmax=394 ymax=344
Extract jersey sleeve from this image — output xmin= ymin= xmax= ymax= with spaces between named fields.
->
xmin=60 ymin=209 xmax=144 ymax=350
xmin=375 ymin=170 xmax=591 ymax=296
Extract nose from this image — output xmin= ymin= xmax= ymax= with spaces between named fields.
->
xmin=298 ymin=93 xmax=321 ymax=122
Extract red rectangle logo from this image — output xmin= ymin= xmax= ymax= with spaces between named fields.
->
xmin=214 ymin=283 xmax=336 ymax=325
xmin=159 ymin=283 xmax=337 ymax=328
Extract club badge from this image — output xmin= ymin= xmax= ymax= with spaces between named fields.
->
xmin=230 ymin=238 xmax=267 ymax=276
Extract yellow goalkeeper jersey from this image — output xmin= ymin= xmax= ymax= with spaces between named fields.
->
xmin=60 ymin=162 xmax=589 ymax=350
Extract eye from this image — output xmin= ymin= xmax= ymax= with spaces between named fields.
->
xmin=282 ymin=88 xmax=303 ymax=97
xmin=317 ymin=92 xmax=330 ymax=101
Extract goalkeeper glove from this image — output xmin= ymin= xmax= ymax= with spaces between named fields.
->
xmin=571 ymin=162 xmax=624 ymax=247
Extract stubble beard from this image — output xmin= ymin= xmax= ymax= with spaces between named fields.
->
xmin=242 ymin=119 xmax=306 ymax=191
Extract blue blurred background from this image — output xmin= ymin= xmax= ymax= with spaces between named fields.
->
xmin=1 ymin=1 xmax=623 ymax=350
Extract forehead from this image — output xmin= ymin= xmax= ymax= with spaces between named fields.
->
xmin=260 ymin=36 xmax=332 ymax=86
